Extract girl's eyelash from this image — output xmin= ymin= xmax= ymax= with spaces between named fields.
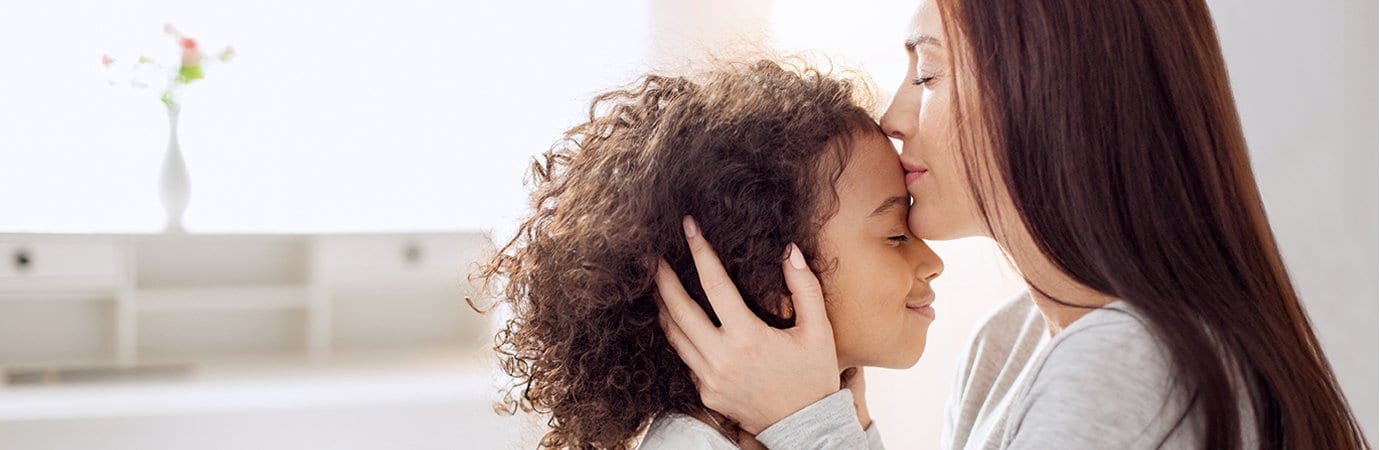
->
xmin=888 ymin=235 xmax=912 ymax=243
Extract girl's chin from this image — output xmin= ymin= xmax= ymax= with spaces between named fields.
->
xmin=871 ymin=343 xmax=928 ymax=370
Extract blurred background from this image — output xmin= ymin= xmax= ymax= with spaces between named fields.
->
xmin=0 ymin=0 xmax=1374 ymax=448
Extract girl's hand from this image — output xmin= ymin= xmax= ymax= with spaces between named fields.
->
xmin=654 ymin=216 xmax=841 ymax=434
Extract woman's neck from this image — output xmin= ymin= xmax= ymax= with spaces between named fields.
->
xmin=995 ymin=229 xmax=1117 ymax=335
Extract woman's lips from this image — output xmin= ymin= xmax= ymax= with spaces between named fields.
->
xmin=905 ymin=170 xmax=926 ymax=186
xmin=901 ymin=161 xmax=928 ymax=187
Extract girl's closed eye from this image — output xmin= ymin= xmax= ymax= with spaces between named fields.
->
xmin=888 ymin=234 xmax=912 ymax=245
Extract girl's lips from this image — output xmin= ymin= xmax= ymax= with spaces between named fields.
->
xmin=909 ymin=305 xmax=936 ymax=319
xmin=907 ymin=288 xmax=937 ymax=321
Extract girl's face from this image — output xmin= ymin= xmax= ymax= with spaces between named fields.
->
xmin=817 ymin=130 xmax=945 ymax=369
xmin=880 ymin=0 xmax=987 ymax=240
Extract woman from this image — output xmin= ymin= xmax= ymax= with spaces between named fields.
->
xmin=472 ymin=59 xmax=943 ymax=449
xmin=655 ymin=0 xmax=1370 ymax=449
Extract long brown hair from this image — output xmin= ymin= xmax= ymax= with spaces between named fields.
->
xmin=470 ymin=58 xmax=876 ymax=449
xmin=936 ymin=0 xmax=1369 ymax=448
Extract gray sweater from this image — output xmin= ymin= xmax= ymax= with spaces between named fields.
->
xmin=939 ymin=293 xmax=1255 ymax=449
xmin=638 ymin=390 xmax=885 ymax=449
xmin=646 ymin=293 xmax=1256 ymax=449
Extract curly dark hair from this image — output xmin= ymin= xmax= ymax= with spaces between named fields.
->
xmin=470 ymin=58 xmax=879 ymax=449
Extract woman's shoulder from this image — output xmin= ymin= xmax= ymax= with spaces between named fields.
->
xmin=946 ymin=292 xmax=1048 ymax=423
xmin=1039 ymin=299 xmax=1170 ymax=375
xmin=972 ymin=295 xmax=1168 ymax=376
xmin=959 ymin=291 xmax=1047 ymax=363
xmin=638 ymin=413 xmax=740 ymax=450
xmin=1004 ymin=300 xmax=1199 ymax=448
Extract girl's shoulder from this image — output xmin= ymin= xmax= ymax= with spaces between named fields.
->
xmin=638 ymin=413 xmax=740 ymax=450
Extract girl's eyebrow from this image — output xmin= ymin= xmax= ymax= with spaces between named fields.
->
xmin=867 ymin=195 xmax=910 ymax=219
xmin=904 ymin=34 xmax=943 ymax=52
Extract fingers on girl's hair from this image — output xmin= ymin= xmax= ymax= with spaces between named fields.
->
xmin=654 ymin=257 xmax=717 ymax=340
xmin=661 ymin=302 xmax=710 ymax=374
xmin=681 ymin=215 xmax=756 ymax=328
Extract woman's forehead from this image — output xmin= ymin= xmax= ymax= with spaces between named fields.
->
xmin=908 ymin=1 xmax=945 ymax=42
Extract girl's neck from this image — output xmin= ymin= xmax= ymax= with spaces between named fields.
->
xmin=686 ymin=408 xmax=764 ymax=449
xmin=686 ymin=367 xmax=855 ymax=448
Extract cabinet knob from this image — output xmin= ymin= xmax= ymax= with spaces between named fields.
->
xmin=13 ymin=248 xmax=32 ymax=271
xmin=403 ymin=242 xmax=423 ymax=265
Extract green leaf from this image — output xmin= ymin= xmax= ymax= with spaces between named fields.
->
xmin=176 ymin=65 xmax=204 ymax=84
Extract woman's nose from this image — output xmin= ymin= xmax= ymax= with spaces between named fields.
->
xmin=880 ymin=88 xmax=917 ymax=140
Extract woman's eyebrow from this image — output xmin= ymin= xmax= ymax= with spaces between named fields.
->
xmin=868 ymin=195 xmax=910 ymax=219
xmin=904 ymin=34 xmax=942 ymax=52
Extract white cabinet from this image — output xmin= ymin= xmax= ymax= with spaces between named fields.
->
xmin=314 ymin=234 xmax=488 ymax=291
xmin=0 ymin=232 xmax=495 ymax=378
xmin=0 ymin=237 xmax=124 ymax=291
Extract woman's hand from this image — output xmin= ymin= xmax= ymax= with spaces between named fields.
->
xmin=654 ymin=216 xmax=842 ymax=434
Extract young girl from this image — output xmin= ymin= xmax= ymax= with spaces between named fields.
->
xmin=472 ymin=59 xmax=943 ymax=449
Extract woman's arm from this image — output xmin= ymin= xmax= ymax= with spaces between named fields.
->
xmin=747 ymin=368 xmax=885 ymax=449
xmin=844 ymin=367 xmax=889 ymax=450
xmin=655 ymin=216 xmax=872 ymax=447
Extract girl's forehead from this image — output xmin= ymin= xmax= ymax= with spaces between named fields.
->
xmin=835 ymin=132 xmax=901 ymax=191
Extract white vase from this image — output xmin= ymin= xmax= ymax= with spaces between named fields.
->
xmin=159 ymin=105 xmax=190 ymax=233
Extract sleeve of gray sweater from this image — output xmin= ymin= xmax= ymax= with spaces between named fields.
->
xmin=754 ymin=389 xmax=885 ymax=450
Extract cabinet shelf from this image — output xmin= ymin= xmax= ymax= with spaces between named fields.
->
xmin=0 ymin=232 xmax=495 ymax=379
xmin=136 ymin=285 xmax=312 ymax=312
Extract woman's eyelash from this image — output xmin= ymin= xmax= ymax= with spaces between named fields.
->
xmin=912 ymin=75 xmax=936 ymax=86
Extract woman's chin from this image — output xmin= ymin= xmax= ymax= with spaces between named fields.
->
xmin=910 ymin=214 xmax=984 ymax=241
xmin=909 ymin=214 xmax=956 ymax=241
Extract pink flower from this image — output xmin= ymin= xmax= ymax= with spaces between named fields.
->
xmin=182 ymin=44 xmax=202 ymax=68
xmin=101 ymin=54 xmax=113 ymax=67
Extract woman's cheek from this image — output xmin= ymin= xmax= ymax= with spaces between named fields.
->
xmin=908 ymin=208 xmax=927 ymax=240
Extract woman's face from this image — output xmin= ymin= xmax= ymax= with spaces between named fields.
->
xmin=880 ymin=0 xmax=986 ymax=240
xmin=816 ymin=130 xmax=945 ymax=369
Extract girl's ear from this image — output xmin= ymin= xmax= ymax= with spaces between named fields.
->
xmin=778 ymin=294 xmax=796 ymax=321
